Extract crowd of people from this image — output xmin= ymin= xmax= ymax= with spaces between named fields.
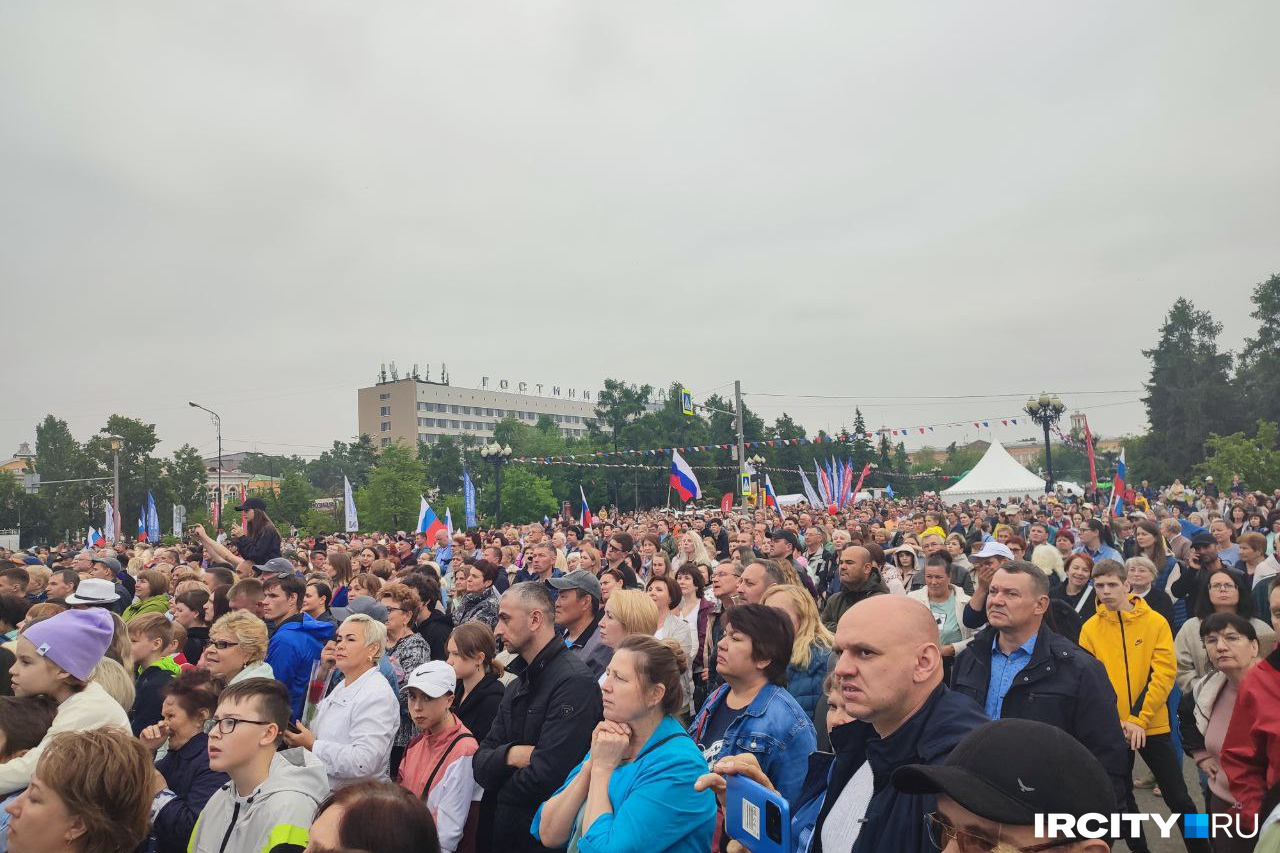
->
xmin=1 ymin=479 xmax=1279 ymax=853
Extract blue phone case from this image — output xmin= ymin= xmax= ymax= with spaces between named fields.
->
xmin=725 ymin=774 xmax=791 ymax=853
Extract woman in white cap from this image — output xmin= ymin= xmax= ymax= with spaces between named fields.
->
xmin=397 ymin=660 xmax=481 ymax=853
xmin=0 ymin=608 xmax=130 ymax=795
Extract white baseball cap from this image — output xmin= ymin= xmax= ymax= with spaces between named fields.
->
xmin=402 ymin=661 xmax=457 ymax=698
xmin=971 ymin=542 xmax=1015 ymax=561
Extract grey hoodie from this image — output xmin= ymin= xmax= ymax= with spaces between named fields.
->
xmin=189 ymin=747 xmax=330 ymax=853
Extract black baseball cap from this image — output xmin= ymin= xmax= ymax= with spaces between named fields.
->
xmin=233 ymin=497 xmax=268 ymax=512
xmin=891 ymin=719 xmax=1115 ymax=824
xmin=1191 ymin=532 xmax=1216 ymax=548
xmin=768 ymin=529 xmax=801 ymax=551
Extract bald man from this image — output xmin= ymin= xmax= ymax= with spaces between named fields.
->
xmin=820 ymin=545 xmax=889 ymax=632
xmin=809 ymin=596 xmax=988 ymax=853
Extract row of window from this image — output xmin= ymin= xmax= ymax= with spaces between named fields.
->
xmin=418 ymin=427 xmax=587 ymax=444
xmin=414 ymin=401 xmax=591 ymax=425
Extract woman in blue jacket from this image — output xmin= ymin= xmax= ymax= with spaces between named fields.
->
xmin=534 ymin=635 xmax=716 ymax=853
xmin=137 ymin=670 xmax=229 ymax=853
xmin=761 ymin=584 xmax=835 ymax=719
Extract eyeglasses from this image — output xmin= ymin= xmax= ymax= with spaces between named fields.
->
xmin=208 ymin=640 xmax=243 ymax=651
xmin=925 ymin=813 xmax=1075 ymax=852
xmin=1208 ymin=583 xmax=1236 ymax=592
xmin=1204 ymin=633 xmax=1247 ymax=646
xmin=383 ymin=606 xmax=412 ymax=615
xmin=206 ymin=716 xmax=273 ymax=735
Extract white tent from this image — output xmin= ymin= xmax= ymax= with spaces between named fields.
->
xmin=940 ymin=441 xmax=1047 ymax=505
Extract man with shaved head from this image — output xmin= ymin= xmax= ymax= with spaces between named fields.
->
xmin=807 ymin=595 xmax=988 ymax=853
xmin=820 ymin=544 xmax=888 ymax=632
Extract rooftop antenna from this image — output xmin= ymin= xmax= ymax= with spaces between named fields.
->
xmin=379 ymin=363 xmax=388 ymax=384
xmin=411 ymin=363 xmax=419 ymax=380
xmin=441 ymin=363 xmax=449 ymax=385
xmin=390 ymin=362 xmax=399 ymax=381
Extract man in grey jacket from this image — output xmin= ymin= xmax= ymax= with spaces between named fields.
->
xmin=550 ymin=570 xmax=612 ymax=679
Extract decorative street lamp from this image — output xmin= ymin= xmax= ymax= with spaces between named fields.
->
xmin=108 ymin=435 xmax=124 ymax=541
xmin=480 ymin=443 xmax=513 ymax=524
xmin=1023 ymin=393 xmax=1066 ymax=490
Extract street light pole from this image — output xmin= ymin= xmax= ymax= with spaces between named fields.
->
xmin=480 ymin=443 xmax=513 ymax=524
xmin=108 ymin=435 xmax=123 ymax=542
xmin=1023 ymin=393 xmax=1066 ymax=491
xmin=189 ymin=402 xmax=222 ymax=527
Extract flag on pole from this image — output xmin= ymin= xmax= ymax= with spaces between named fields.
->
xmin=764 ymin=475 xmax=780 ymax=512
xmin=1111 ymin=449 xmax=1127 ymax=515
xmin=1083 ymin=416 xmax=1098 ymax=492
xmin=416 ymin=497 xmax=447 ymax=540
xmin=827 ymin=457 xmax=839 ymax=505
xmin=669 ymin=450 xmax=701 ymax=502
xmin=343 ymin=476 xmax=358 ymax=533
xmin=851 ymin=463 xmax=871 ymax=504
xmin=137 ymin=505 xmax=148 ymax=542
xmin=885 ymin=482 xmax=895 ymax=499
xmin=146 ymin=492 xmax=160 ymax=544
xmin=798 ymin=467 xmax=823 ymax=508
xmin=445 ymin=507 xmax=454 ymax=537
xmin=816 ymin=460 xmax=832 ymax=505
xmin=839 ymin=461 xmax=853 ymax=507
xmin=104 ymin=500 xmax=116 ymax=543
xmin=580 ymin=486 xmax=593 ymax=527
xmin=462 ymin=468 xmax=477 ymax=529
xmin=87 ymin=527 xmax=102 ymax=547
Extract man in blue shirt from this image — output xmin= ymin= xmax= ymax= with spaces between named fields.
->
xmin=950 ymin=561 xmax=1131 ymax=818
xmin=1072 ymin=519 xmax=1123 ymax=563
xmin=431 ymin=529 xmax=453 ymax=574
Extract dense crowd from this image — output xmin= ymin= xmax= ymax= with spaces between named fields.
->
xmin=1 ymin=478 xmax=1280 ymax=853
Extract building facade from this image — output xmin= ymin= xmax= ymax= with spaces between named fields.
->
xmin=357 ymin=377 xmax=600 ymax=448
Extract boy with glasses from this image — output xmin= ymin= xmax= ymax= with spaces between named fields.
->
xmin=188 ymin=678 xmax=329 ymax=853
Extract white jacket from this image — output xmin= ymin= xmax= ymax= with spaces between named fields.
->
xmin=311 ymin=666 xmax=399 ymax=791
xmin=0 ymin=681 xmax=130 ymax=795
xmin=907 ymin=585 xmax=977 ymax=653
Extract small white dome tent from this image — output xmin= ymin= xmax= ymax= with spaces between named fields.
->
xmin=940 ymin=441 xmax=1047 ymax=505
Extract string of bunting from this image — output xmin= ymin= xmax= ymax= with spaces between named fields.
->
xmin=510 ymin=412 xmax=1032 ymax=464
xmin=513 ymin=458 xmax=956 ymax=481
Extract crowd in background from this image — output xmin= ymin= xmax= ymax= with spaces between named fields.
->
xmin=0 ymin=475 xmax=1279 ymax=853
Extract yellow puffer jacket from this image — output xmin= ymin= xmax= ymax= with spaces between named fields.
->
xmin=1078 ymin=596 xmax=1176 ymax=735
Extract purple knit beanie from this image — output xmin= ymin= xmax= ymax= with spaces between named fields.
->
xmin=22 ymin=608 xmax=115 ymax=681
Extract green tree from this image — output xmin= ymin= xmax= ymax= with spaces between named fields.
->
xmin=356 ymin=443 xmax=425 ymax=532
xmin=163 ymin=444 xmax=210 ymax=527
xmin=481 ymin=466 xmax=559 ymax=524
xmin=269 ymin=470 xmax=315 ymax=528
xmin=33 ymin=415 xmax=102 ymax=542
xmin=593 ymin=379 xmax=654 ymax=508
xmin=1237 ymin=272 xmax=1280 ymax=426
xmin=849 ymin=409 xmax=875 ymax=469
xmin=1140 ymin=298 xmax=1242 ymax=483
xmin=1198 ymin=421 xmax=1280 ymax=492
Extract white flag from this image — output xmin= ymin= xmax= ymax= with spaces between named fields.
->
xmin=104 ymin=500 xmax=116 ymax=543
xmin=343 ymin=476 xmax=359 ymax=533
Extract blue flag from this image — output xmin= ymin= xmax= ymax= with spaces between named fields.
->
xmin=146 ymin=492 xmax=160 ymax=543
xmin=885 ymin=482 xmax=895 ymax=498
xmin=462 ymin=467 xmax=477 ymax=529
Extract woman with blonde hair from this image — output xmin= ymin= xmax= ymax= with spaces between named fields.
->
xmin=1031 ymin=543 xmax=1066 ymax=582
xmin=285 ymin=614 xmax=399 ymax=791
xmin=671 ymin=531 xmax=712 ymax=576
xmin=578 ymin=544 xmax=601 ymax=575
xmin=200 ymin=610 xmax=272 ymax=685
xmin=596 ymin=590 xmax=659 ymax=680
xmin=760 ymin=584 xmax=834 ymax=717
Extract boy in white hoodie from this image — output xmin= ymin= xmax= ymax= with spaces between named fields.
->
xmin=188 ymin=678 xmax=329 ymax=853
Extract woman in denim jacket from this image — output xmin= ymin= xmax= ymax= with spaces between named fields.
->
xmin=688 ymin=604 xmax=817 ymax=806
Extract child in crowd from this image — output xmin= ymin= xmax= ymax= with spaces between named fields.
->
xmin=0 ymin=608 xmax=130 ymax=795
xmin=0 ymin=695 xmax=58 ymax=852
xmin=397 ymin=661 xmax=480 ymax=853
xmin=188 ymin=678 xmax=330 ymax=853
xmin=128 ymin=612 xmax=181 ymax=735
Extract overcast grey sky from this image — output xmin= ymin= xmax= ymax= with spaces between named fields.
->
xmin=2 ymin=2 xmax=1277 ymax=463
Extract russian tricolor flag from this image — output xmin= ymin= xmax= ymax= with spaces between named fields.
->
xmin=580 ymin=486 xmax=593 ymax=527
xmin=764 ymin=474 xmax=780 ymax=511
xmin=669 ymin=450 xmax=701 ymax=502
xmin=87 ymin=527 xmax=102 ymax=547
xmin=416 ymin=497 xmax=447 ymax=540
xmin=1112 ymin=449 xmax=1127 ymax=514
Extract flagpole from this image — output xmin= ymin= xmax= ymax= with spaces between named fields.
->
xmin=666 ymin=483 xmax=672 ymax=509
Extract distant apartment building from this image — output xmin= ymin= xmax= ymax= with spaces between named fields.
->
xmin=357 ymin=366 xmax=601 ymax=448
